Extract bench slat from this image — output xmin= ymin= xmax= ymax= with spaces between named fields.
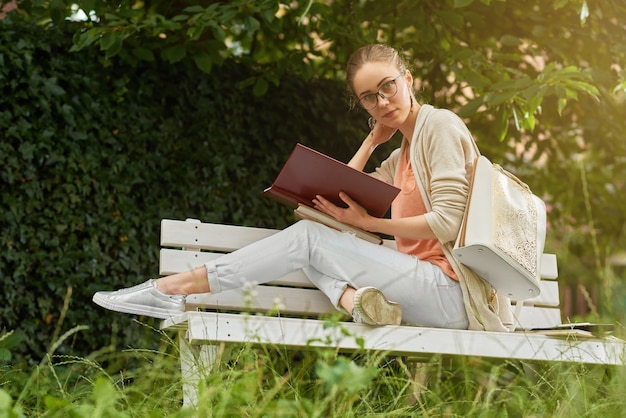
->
xmin=162 ymin=312 xmax=626 ymax=365
xmin=161 ymin=219 xmax=279 ymax=252
xmin=518 ymin=280 xmax=559 ymax=307
xmin=185 ymin=285 xmax=560 ymax=330
xmin=159 ymin=248 xmax=218 ymax=275
xmin=540 ymin=253 xmax=558 ymax=280
xmin=514 ymin=306 xmax=562 ymax=330
xmin=185 ymin=286 xmax=334 ymax=315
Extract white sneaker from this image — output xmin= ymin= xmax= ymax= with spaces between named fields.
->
xmin=352 ymin=287 xmax=402 ymax=326
xmin=92 ymin=279 xmax=185 ymax=319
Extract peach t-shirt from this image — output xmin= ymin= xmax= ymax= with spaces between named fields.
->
xmin=391 ymin=148 xmax=458 ymax=281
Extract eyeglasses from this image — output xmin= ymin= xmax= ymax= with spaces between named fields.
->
xmin=358 ymin=71 xmax=406 ymax=110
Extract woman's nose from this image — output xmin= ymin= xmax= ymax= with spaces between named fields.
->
xmin=377 ymin=94 xmax=391 ymax=107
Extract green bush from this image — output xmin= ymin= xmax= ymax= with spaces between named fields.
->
xmin=0 ymin=16 xmax=367 ymax=363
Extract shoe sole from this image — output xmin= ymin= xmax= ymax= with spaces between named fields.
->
xmin=92 ymin=292 xmax=183 ymax=320
xmin=354 ymin=287 xmax=402 ymax=326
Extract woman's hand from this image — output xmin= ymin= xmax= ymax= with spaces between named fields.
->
xmin=368 ymin=117 xmax=397 ymax=147
xmin=347 ymin=119 xmax=397 ymax=171
xmin=312 ymin=192 xmax=373 ymax=231
xmin=313 ymin=192 xmax=437 ymax=240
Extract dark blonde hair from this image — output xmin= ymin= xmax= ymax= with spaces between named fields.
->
xmin=346 ymin=44 xmax=409 ymax=98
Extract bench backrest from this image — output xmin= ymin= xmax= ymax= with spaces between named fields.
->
xmin=159 ymin=219 xmax=562 ymax=330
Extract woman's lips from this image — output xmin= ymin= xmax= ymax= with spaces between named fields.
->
xmin=382 ymin=109 xmax=397 ymax=119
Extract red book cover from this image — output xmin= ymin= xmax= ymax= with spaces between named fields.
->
xmin=264 ymin=143 xmax=400 ymax=218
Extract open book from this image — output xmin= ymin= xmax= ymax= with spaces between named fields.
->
xmin=293 ymin=204 xmax=383 ymax=245
xmin=264 ymin=143 xmax=400 ymax=244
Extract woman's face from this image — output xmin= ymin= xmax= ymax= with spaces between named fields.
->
xmin=352 ymin=61 xmax=413 ymax=128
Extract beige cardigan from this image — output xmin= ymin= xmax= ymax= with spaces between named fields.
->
xmin=371 ymin=104 xmax=511 ymax=332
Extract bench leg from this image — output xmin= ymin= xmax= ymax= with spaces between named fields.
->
xmin=179 ymin=332 xmax=224 ymax=408
xmin=400 ymin=357 xmax=435 ymax=405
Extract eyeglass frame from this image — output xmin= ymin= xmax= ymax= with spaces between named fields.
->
xmin=357 ymin=71 xmax=406 ymax=110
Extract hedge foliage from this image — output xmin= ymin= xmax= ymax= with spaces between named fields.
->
xmin=0 ymin=17 xmax=368 ymax=363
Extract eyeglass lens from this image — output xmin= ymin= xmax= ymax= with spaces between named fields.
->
xmin=359 ymin=72 xmax=403 ymax=110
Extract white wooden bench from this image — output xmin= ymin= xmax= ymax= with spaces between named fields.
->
xmin=158 ymin=218 xmax=626 ymax=406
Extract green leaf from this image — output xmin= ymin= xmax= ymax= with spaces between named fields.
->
xmin=526 ymin=95 xmax=543 ymax=114
xmin=244 ymin=16 xmax=261 ymax=33
xmin=487 ymin=90 xmax=518 ymax=107
xmin=193 ymin=52 xmax=213 ymax=74
xmin=512 ymin=106 xmax=521 ymax=130
xmin=525 ymin=111 xmax=536 ymax=131
xmin=565 ymin=80 xmax=599 ymax=97
xmin=0 ymin=348 xmax=11 ymax=362
xmin=458 ymin=97 xmax=485 ymax=117
xmin=564 ymin=88 xmax=579 ymax=100
xmin=521 ymin=84 xmax=543 ymax=101
xmin=253 ymin=77 xmax=269 ymax=96
xmin=0 ymin=330 xmax=24 ymax=350
xmin=496 ymin=109 xmax=510 ymax=141
xmin=261 ymin=5 xmax=277 ymax=24
xmin=316 ymin=357 xmax=378 ymax=394
xmin=212 ymin=25 xmax=226 ymax=41
xmin=70 ymin=28 xmax=100 ymax=52
xmin=183 ymin=5 xmax=207 ymax=13
xmin=0 ymin=390 xmax=21 ymax=418
xmin=187 ymin=24 xmax=205 ymax=41
xmin=613 ymin=80 xmax=626 ymax=95
xmin=44 ymin=77 xmax=66 ymax=96
xmin=172 ymin=14 xmax=189 ymax=22
xmin=557 ymin=97 xmax=567 ymax=115
xmin=43 ymin=395 xmax=70 ymax=413
xmin=100 ymin=32 xmax=123 ymax=58
xmin=161 ymin=45 xmax=187 ymax=63
xmin=490 ymin=79 xmax=519 ymax=91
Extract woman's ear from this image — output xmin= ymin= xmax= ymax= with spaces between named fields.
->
xmin=404 ymin=70 xmax=414 ymax=87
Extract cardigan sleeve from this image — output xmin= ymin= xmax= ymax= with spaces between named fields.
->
xmin=418 ymin=110 xmax=477 ymax=244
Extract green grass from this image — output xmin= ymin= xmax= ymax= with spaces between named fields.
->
xmin=2 ymin=323 xmax=626 ymax=417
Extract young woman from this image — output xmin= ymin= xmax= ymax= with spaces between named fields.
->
xmin=93 ymin=44 xmax=509 ymax=331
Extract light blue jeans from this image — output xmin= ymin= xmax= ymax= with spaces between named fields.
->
xmin=205 ymin=220 xmax=469 ymax=329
